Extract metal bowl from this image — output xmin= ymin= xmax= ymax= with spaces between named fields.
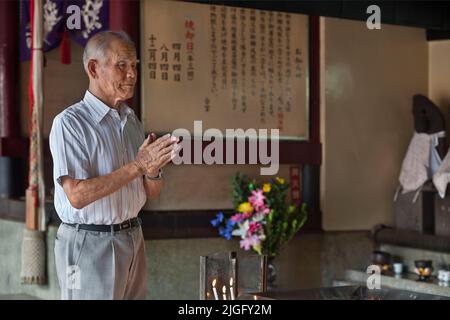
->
xmin=370 ymin=251 xmax=392 ymax=265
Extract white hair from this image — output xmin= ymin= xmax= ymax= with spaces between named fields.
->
xmin=82 ymin=30 xmax=135 ymax=73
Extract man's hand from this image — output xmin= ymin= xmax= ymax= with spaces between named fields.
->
xmin=60 ymin=133 xmax=179 ymax=209
xmin=134 ymin=133 xmax=180 ymax=176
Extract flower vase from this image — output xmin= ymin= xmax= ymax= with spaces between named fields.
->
xmin=266 ymin=256 xmax=277 ymax=291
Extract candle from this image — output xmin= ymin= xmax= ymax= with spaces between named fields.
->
xmin=229 ymin=277 xmax=235 ymax=300
xmin=212 ymin=279 xmax=219 ymax=300
xmin=222 ymin=285 xmax=227 ymax=300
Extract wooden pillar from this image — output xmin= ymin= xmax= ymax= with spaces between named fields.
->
xmin=0 ymin=0 xmax=24 ymax=197
xmin=0 ymin=0 xmax=19 ymax=139
xmin=301 ymin=16 xmax=322 ymax=231
xmin=109 ymin=0 xmax=141 ymax=118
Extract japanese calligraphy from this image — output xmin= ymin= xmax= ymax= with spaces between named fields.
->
xmin=231 ymin=7 xmax=237 ymax=110
xmin=142 ymin=0 xmax=309 ymax=140
xmin=148 ymin=34 xmax=157 ymax=80
xmin=220 ymin=6 xmax=227 ymax=90
xmin=210 ymin=5 xmax=218 ymax=94
xmin=185 ymin=18 xmax=195 ymax=80
xmin=240 ymin=9 xmax=247 ymax=113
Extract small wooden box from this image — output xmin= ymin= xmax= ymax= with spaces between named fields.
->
xmin=394 ymin=189 xmax=435 ymax=234
xmin=434 ymin=196 xmax=450 ymax=237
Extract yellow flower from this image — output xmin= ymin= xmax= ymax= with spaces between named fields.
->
xmin=238 ymin=202 xmax=254 ymax=213
xmin=263 ymin=183 xmax=271 ymax=193
xmin=253 ymin=243 xmax=262 ymax=255
xmin=276 ymin=177 xmax=285 ymax=184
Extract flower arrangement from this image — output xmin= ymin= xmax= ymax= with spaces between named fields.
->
xmin=211 ymin=173 xmax=307 ymax=256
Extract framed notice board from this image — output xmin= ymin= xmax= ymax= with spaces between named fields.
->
xmin=140 ymin=0 xmax=310 ymax=141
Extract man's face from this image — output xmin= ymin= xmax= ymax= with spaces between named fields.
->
xmin=96 ymin=39 xmax=138 ymax=104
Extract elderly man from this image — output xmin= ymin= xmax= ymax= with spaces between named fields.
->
xmin=49 ymin=30 xmax=178 ymax=300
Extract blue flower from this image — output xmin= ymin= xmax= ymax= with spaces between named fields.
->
xmin=226 ymin=219 xmax=237 ymax=228
xmin=210 ymin=212 xmax=224 ymax=227
xmin=212 ymin=212 xmax=237 ymax=240
xmin=219 ymin=226 xmax=233 ymax=240
xmin=219 ymin=219 xmax=237 ymax=240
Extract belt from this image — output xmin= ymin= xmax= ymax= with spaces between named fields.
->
xmin=64 ymin=217 xmax=141 ymax=232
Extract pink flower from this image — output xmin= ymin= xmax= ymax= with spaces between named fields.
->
xmin=231 ymin=211 xmax=254 ymax=223
xmin=242 ymin=212 xmax=252 ymax=219
xmin=239 ymin=238 xmax=252 ymax=250
xmin=240 ymin=235 xmax=261 ymax=251
xmin=260 ymin=207 xmax=270 ymax=215
xmin=247 ymin=221 xmax=262 ymax=235
xmin=249 ymin=189 xmax=265 ymax=210
xmin=230 ymin=213 xmax=244 ymax=222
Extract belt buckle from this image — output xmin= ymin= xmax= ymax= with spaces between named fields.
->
xmin=122 ymin=222 xmax=130 ymax=230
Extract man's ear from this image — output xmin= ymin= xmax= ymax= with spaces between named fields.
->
xmin=87 ymin=59 xmax=98 ymax=79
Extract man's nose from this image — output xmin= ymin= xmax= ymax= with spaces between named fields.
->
xmin=126 ymin=67 xmax=137 ymax=80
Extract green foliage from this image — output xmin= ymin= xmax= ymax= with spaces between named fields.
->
xmin=231 ymin=173 xmax=308 ymax=256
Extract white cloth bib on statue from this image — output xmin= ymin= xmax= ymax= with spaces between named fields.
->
xmin=432 ymin=132 xmax=450 ymax=198
xmin=398 ymin=131 xmax=445 ymax=194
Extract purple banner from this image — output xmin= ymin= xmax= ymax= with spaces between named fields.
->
xmin=20 ymin=0 xmax=109 ymax=61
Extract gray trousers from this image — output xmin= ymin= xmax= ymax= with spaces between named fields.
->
xmin=54 ymin=222 xmax=147 ymax=300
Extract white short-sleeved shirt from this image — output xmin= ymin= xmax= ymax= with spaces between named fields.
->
xmin=49 ymin=90 xmax=146 ymax=224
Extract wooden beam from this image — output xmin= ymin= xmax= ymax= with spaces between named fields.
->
xmin=0 ymin=198 xmax=322 ymax=239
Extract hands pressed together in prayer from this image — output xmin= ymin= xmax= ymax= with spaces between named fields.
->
xmin=134 ymin=133 xmax=180 ymax=177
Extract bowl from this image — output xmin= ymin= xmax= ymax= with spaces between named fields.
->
xmin=414 ymin=260 xmax=433 ymax=281
xmin=370 ymin=251 xmax=392 ymax=265
xmin=415 ymin=260 xmax=432 ymax=268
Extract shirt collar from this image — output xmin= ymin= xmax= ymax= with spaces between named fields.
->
xmin=83 ymin=90 xmax=134 ymax=124
xmin=119 ymin=103 xmax=134 ymax=119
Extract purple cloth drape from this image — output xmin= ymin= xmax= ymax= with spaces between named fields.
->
xmin=20 ymin=0 xmax=109 ymax=61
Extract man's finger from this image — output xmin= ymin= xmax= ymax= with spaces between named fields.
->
xmin=159 ymin=153 xmax=174 ymax=168
xmin=142 ymin=134 xmax=152 ymax=147
xmin=158 ymin=143 xmax=179 ymax=157
xmin=142 ymin=134 xmax=176 ymax=155
xmin=155 ymin=152 xmax=171 ymax=168
xmin=155 ymin=133 xmax=175 ymax=148
xmin=142 ymin=134 xmax=167 ymax=152
xmin=160 ymin=158 xmax=172 ymax=168
xmin=150 ymin=134 xmax=168 ymax=149
xmin=160 ymin=136 xmax=178 ymax=149
xmin=158 ymin=133 xmax=172 ymax=142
